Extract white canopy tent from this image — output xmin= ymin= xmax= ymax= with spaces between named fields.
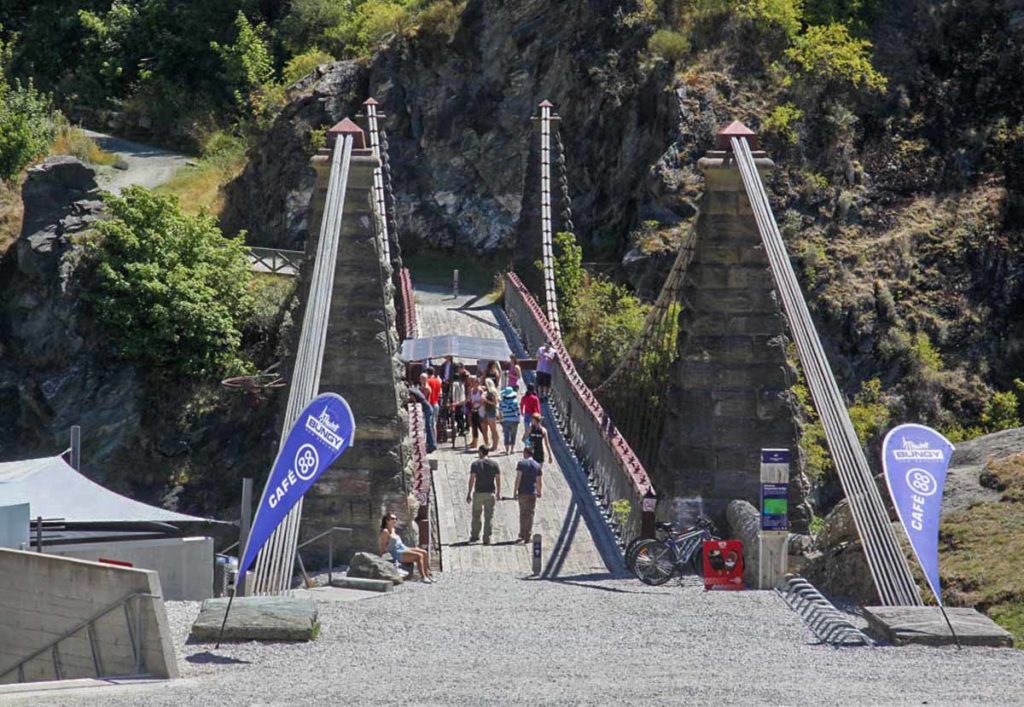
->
xmin=0 ymin=455 xmax=214 ymax=524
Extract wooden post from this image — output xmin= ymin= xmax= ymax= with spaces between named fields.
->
xmin=237 ymin=478 xmax=253 ymax=596
xmin=641 ymin=489 xmax=657 ymax=539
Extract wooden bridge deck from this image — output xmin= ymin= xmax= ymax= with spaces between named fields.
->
xmin=415 ymin=285 xmax=615 ymax=577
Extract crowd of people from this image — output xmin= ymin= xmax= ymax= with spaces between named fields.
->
xmin=396 ymin=343 xmax=560 ymax=578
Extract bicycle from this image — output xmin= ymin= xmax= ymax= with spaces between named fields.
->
xmin=629 ymin=517 xmax=719 ymax=585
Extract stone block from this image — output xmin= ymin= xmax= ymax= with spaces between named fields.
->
xmin=862 ymin=606 xmax=1014 ymax=648
xmin=189 ymin=596 xmax=318 ymax=642
xmin=330 ymin=577 xmax=393 ymax=592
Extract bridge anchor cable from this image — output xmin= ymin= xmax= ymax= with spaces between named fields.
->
xmin=732 ymin=136 xmax=922 ymax=607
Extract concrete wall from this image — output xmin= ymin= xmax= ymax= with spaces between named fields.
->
xmin=298 ymin=137 xmax=412 ymax=564
xmin=656 ymin=150 xmax=808 ymax=529
xmin=0 ymin=504 xmax=29 ymax=549
xmin=0 ymin=548 xmax=178 ymax=684
xmin=48 ymin=536 xmax=213 ymax=601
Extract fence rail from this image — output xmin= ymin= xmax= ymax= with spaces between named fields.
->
xmin=503 ymin=273 xmax=656 ymax=547
xmin=247 ymin=247 xmax=305 ymax=276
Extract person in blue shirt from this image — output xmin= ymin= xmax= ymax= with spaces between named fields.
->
xmin=497 ymin=386 xmax=521 ymax=456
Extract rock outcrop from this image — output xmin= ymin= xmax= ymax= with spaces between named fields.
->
xmin=0 ymin=158 xmax=141 ymax=465
xmin=222 ymin=0 xmax=677 ymax=255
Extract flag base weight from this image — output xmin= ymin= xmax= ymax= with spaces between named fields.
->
xmin=862 ymin=606 xmax=1014 ymax=648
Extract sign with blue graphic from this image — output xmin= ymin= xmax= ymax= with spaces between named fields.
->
xmin=760 ymin=483 xmax=789 ymax=531
xmin=881 ymin=423 xmax=954 ymax=605
xmin=238 ymin=393 xmax=355 ymax=581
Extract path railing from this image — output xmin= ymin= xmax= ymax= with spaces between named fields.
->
xmin=503 ymin=273 xmax=656 ymax=548
xmin=247 ymin=247 xmax=304 ymax=276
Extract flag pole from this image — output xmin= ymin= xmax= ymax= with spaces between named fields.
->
xmin=215 ymin=573 xmax=238 ymax=649
xmin=937 ymin=603 xmax=962 ymax=650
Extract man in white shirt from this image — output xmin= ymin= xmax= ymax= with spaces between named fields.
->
xmin=535 ymin=341 xmax=557 ymax=400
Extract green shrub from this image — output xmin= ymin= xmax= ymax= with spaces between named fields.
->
xmin=552 ymin=231 xmax=583 ymax=332
xmin=417 ymin=1 xmax=466 ymax=40
xmin=283 ymin=49 xmax=335 ymax=86
xmin=909 ymin=331 xmax=943 ymax=375
xmin=763 ymin=102 xmax=804 ymax=145
xmin=280 ymin=0 xmax=350 ymax=54
xmin=0 ymin=78 xmax=55 ymax=180
xmin=648 ymin=30 xmax=690 ymax=63
xmin=982 ymin=391 xmax=1021 ymax=433
xmin=784 ymin=22 xmax=887 ymax=91
xmin=211 ymin=12 xmax=276 ymax=118
xmin=566 ymin=275 xmax=651 ymax=382
xmin=738 ymin=0 xmax=804 ymax=40
xmin=332 ymin=2 xmax=416 ymax=55
xmin=85 ymin=187 xmax=254 ymax=377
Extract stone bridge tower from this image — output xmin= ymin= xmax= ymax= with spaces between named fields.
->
xmin=298 ymin=119 xmax=411 ymax=560
xmin=657 ymin=123 xmax=809 ymax=531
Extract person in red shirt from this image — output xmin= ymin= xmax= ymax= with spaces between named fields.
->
xmin=425 ymin=367 xmax=442 ymax=435
xmin=520 ymin=383 xmax=541 ymax=418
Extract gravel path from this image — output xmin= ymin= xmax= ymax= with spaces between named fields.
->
xmin=31 ymin=573 xmax=1024 ymax=706
xmin=83 ymin=130 xmax=189 ymax=194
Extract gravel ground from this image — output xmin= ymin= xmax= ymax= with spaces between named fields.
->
xmin=27 ymin=572 xmax=1024 ymax=706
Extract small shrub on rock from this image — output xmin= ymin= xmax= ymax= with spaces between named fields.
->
xmin=648 ymin=30 xmax=690 ymax=63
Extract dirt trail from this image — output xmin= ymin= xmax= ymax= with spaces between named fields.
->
xmin=83 ymin=130 xmax=190 ymax=194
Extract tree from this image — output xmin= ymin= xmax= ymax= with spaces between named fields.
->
xmin=211 ymin=11 xmax=277 ymax=119
xmin=86 ymin=187 xmax=254 ymax=377
xmin=0 ymin=76 xmax=54 ymax=180
xmin=552 ymin=231 xmax=583 ymax=332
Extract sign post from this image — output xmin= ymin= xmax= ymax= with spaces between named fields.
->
xmin=882 ymin=423 xmax=959 ymax=648
xmin=531 ymin=534 xmax=542 ymax=576
xmin=758 ymin=448 xmax=790 ymax=589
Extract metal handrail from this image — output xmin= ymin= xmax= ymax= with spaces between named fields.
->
xmin=0 ymin=591 xmax=158 ymax=682
xmin=295 ymin=526 xmax=352 ymax=586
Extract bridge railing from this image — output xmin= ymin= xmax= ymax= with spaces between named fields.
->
xmin=397 ymin=267 xmax=417 ymax=340
xmin=503 ymin=273 xmax=656 ymax=548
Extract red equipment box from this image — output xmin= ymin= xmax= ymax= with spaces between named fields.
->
xmin=703 ymin=539 xmax=744 ymax=590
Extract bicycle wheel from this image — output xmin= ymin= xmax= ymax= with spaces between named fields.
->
xmin=631 ymin=540 xmax=676 ymax=586
xmin=688 ymin=534 xmax=720 ymax=576
xmin=624 ymin=537 xmax=647 ymax=572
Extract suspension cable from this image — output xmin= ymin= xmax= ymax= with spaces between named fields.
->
xmin=732 ymin=136 xmax=922 ymax=606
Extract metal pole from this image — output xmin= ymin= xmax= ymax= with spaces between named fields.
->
xmin=70 ymin=426 xmax=81 ymax=471
xmin=215 ymin=586 xmax=236 ymax=650
xmin=238 ymin=478 xmax=252 ymax=597
xmin=538 ymin=100 xmax=561 ymax=339
xmin=938 ymin=604 xmax=963 ymax=650
xmin=35 ymin=516 xmax=42 ymax=553
xmin=453 ymin=269 xmax=459 ymax=298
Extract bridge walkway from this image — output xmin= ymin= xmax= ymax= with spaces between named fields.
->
xmin=415 ymin=285 xmax=616 ymax=577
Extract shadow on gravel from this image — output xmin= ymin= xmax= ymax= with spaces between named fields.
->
xmin=521 ymin=572 xmax=667 ymax=595
xmin=186 ymin=651 xmax=252 ymax=665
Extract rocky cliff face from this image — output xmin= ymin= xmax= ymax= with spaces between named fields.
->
xmin=0 ymin=158 xmax=140 ymax=466
xmin=223 ymin=0 xmax=682 ymax=257
xmin=0 ymin=157 xmax=283 ymax=515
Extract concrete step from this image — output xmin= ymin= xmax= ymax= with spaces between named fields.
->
xmin=329 ymin=576 xmax=394 ymax=592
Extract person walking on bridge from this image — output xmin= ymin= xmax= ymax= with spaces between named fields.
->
xmin=498 ymin=386 xmax=520 ymax=456
xmin=521 ymin=383 xmax=541 ymax=419
xmin=469 ymin=376 xmax=486 ymax=449
xmin=525 ymin=413 xmax=553 ymax=466
xmin=466 ymin=446 xmax=501 ymax=544
xmin=408 ymin=381 xmax=436 ymax=453
xmin=514 ymin=446 xmax=543 ymax=543
xmin=535 ymin=341 xmax=557 ymax=400
xmin=483 ymin=378 xmax=500 ymax=453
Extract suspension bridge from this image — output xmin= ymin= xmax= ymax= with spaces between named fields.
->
xmin=239 ymin=99 xmax=923 ymax=610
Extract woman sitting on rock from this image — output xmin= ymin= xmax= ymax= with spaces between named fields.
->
xmin=379 ymin=514 xmax=434 ymax=583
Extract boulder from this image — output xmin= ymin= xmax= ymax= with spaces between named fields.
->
xmin=816 ymin=499 xmax=857 ymax=549
xmin=725 ymin=499 xmax=760 ymax=588
xmin=802 ymin=540 xmax=880 ymax=605
xmin=347 ymin=551 xmax=404 ymax=584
